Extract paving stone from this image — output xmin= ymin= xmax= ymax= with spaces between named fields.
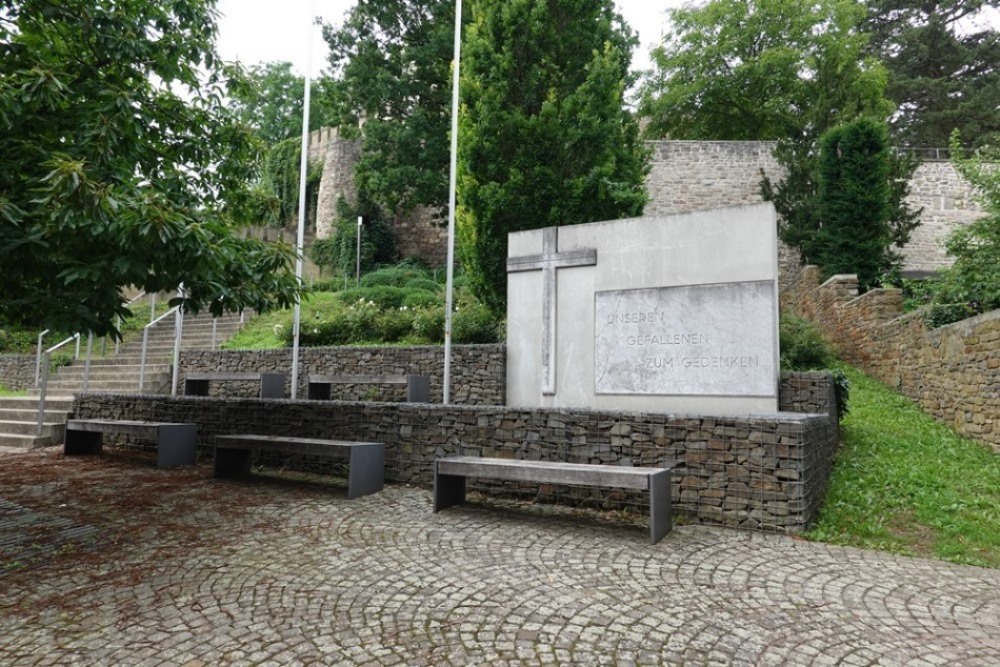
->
xmin=0 ymin=449 xmax=999 ymax=666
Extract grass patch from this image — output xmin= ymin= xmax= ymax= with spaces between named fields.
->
xmin=805 ymin=365 xmax=1000 ymax=568
xmin=0 ymin=385 xmax=28 ymax=396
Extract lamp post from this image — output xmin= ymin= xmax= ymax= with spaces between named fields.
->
xmin=356 ymin=215 xmax=362 ymax=286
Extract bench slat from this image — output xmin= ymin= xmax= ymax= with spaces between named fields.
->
xmin=66 ymin=419 xmax=193 ymax=437
xmin=215 ymin=434 xmax=381 ymax=457
xmin=437 ymin=456 xmax=663 ymax=490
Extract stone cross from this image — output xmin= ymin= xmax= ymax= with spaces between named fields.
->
xmin=507 ymin=226 xmax=597 ymax=395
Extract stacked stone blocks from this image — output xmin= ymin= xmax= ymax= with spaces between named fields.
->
xmin=73 ymin=370 xmax=838 ymax=534
xmin=784 ymin=265 xmax=1000 ymax=449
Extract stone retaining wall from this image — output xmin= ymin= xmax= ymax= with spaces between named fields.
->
xmin=179 ymin=345 xmax=506 ymax=406
xmin=0 ymin=355 xmax=35 ymax=391
xmin=784 ymin=265 xmax=1000 ymax=449
xmin=73 ymin=371 xmax=838 ymax=534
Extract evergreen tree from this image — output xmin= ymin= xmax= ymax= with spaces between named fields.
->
xmin=815 ymin=118 xmax=905 ymax=290
xmin=864 ymin=0 xmax=1000 ymax=148
xmin=458 ymin=0 xmax=649 ymax=315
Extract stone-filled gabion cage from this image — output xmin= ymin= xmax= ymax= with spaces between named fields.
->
xmin=73 ymin=371 xmax=839 ymax=534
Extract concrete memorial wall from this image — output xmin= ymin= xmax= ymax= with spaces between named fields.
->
xmin=507 ymin=204 xmax=780 ymax=415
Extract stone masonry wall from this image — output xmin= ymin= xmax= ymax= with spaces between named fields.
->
xmin=0 ymin=355 xmax=36 ymax=391
xmin=784 ymin=266 xmax=1000 ymax=450
xmin=903 ymin=160 xmax=985 ymax=272
xmin=74 ymin=371 xmax=838 ymax=534
xmin=179 ymin=345 xmax=505 ymax=406
xmin=310 ymin=135 xmax=982 ymax=279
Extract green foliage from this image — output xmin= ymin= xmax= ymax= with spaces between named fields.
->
xmin=805 ymin=366 xmax=1000 ymax=569
xmin=779 ymin=314 xmax=838 ymax=371
xmin=227 ymin=61 xmax=336 ymax=146
xmin=640 ymin=0 xmax=890 ymax=141
xmin=321 ymin=0 xmax=462 ymax=216
xmin=452 ymin=302 xmax=501 ymax=344
xmin=308 ymin=238 xmax=340 ymax=278
xmin=926 ymin=134 xmax=1000 ymax=321
xmin=458 ymin=0 xmax=650 ymax=315
xmin=0 ymin=0 xmax=300 ymax=337
xmin=763 ymin=121 xmax=920 ymax=291
xmin=225 ymin=262 xmax=502 ymax=347
xmin=864 ymin=0 xmax=1000 ymax=148
xmin=813 ymin=118 xmax=910 ymax=291
xmin=259 ymin=139 xmax=323 ymax=227
xmin=322 ymin=199 xmax=397 ymax=278
xmin=360 ymin=266 xmax=432 ymax=289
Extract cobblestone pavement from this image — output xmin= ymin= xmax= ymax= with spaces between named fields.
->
xmin=1 ymin=448 xmax=998 ymax=666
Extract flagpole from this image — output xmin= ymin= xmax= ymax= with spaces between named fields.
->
xmin=443 ymin=0 xmax=462 ymax=405
xmin=291 ymin=0 xmax=316 ymax=400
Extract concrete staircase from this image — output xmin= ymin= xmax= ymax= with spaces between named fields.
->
xmin=0 ymin=395 xmax=75 ymax=449
xmin=1 ymin=311 xmax=248 ymax=449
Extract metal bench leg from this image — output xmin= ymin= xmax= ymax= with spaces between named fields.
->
xmin=433 ymin=464 xmax=466 ymax=512
xmin=214 ymin=447 xmax=253 ymax=478
xmin=649 ymin=469 xmax=672 ymax=544
xmin=346 ymin=444 xmax=385 ymax=499
xmin=157 ymin=424 xmax=197 ymax=468
xmin=64 ymin=429 xmax=102 ymax=456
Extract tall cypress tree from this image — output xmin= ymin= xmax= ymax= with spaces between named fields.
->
xmin=457 ymin=0 xmax=649 ymax=315
xmin=815 ymin=118 xmax=914 ymax=291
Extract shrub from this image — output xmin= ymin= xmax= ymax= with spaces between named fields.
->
xmin=452 ymin=303 xmax=502 ymax=344
xmin=410 ymin=307 xmax=445 ymax=343
xmin=403 ymin=278 xmax=443 ymax=293
xmin=401 ymin=291 xmax=442 ymax=309
xmin=779 ymin=314 xmax=837 ymax=371
xmin=360 ymin=265 xmax=430 ymax=288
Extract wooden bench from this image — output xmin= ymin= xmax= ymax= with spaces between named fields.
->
xmin=64 ymin=419 xmax=198 ymax=468
xmin=434 ymin=457 xmax=674 ymax=544
xmin=184 ymin=372 xmax=285 ymax=398
xmin=213 ymin=434 xmax=385 ymax=499
xmin=306 ymin=374 xmax=430 ymax=402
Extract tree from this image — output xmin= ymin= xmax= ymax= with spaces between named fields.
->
xmin=813 ymin=118 xmax=913 ymax=290
xmin=864 ymin=0 xmax=1000 ymax=148
xmin=0 ymin=0 xmax=299 ymax=337
xmin=228 ymin=60 xmax=338 ymax=146
xmin=458 ymin=0 xmax=649 ymax=315
xmin=321 ymin=0 xmax=462 ymax=216
xmin=932 ymin=132 xmax=1000 ymax=315
xmin=639 ymin=0 xmax=891 ymax=141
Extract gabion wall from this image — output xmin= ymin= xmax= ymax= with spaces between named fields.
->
xmin=74 ymin=372 xmax=838 ymax=534
xmin=179 ymin=344 xmax=506 ymax=405
xmin=0 ymin=355 xmax=36 ymax=391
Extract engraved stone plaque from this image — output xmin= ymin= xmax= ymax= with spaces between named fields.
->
xmin=595 ymin=282 xmax=777 ymax=396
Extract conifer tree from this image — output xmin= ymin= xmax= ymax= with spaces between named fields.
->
xmin=458 ymin=0 xmax=649 ymax=315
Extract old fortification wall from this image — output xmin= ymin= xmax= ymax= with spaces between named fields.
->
xmin=784 ymin=266 xmax=1000 ymax=450
xmin=307 ymin=133 xmax=982 ymax=275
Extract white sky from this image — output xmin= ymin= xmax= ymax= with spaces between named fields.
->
xmin=214 ymin=0 xmax=686 ymax=77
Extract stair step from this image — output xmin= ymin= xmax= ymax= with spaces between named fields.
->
xmin=0 ymin=409 xmax=72 ymax=422
xmin=0 ymin=421 xmax=66 ymax=437
xmin=0 ymin=433 xmax=58 ymax=449
xmin=51 ymin=366 xmax=171 ymax=380
xmin=0 ymin=396 xmax=75 ymax=411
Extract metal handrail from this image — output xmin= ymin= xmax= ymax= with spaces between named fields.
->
xmin=138 ymin=305 xmax=181 ymax=391
xmin=35 ymin=333 xmax=83 ymax=436
xmin=115 ymin=290 xmax=149 ymax=355
xmin=34 ymin=329 xmax=50 ymax=386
